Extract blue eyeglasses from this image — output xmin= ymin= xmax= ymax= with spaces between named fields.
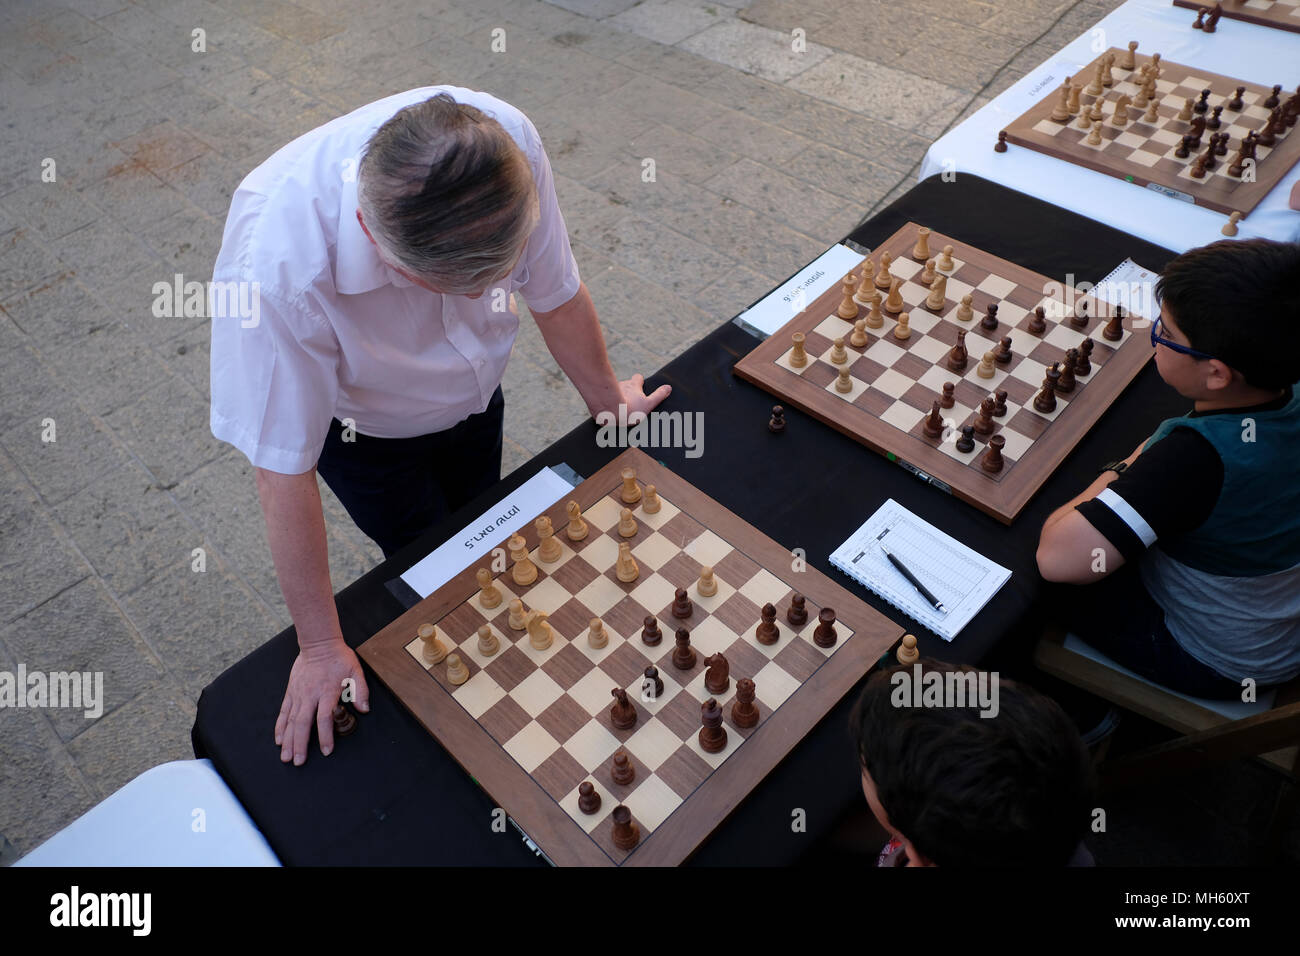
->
xmin=1150 ymin=315 xmax=1216 ymax=361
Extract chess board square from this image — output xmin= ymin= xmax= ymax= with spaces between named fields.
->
xmin=438 ymin=602 xmax=492 ymax=644
xmin=564 ymin=718 xmax=622 ymax=768
xmin=540 ymin=640 xmax=598 ymax=691
xmin=899 ymin=280 xmax=929 ymax=304
xmin=799 ymin=360 xmax=838 ymax=389
xmin=549 ymin=596 xmax=597 ymax=641
xmin=775 ymin=637 xmax=826 ymax=682
xmin=624 ymin=773 xmax=681 ymax=831
xmin=598 ymin=638 xmax=656 ymax=688
xmin=1129 ymin=148 xmax=1161 ymax=167
xmin=655 ymin=745 xmax=712 ymax=799
xmin=504 ymin=720 xmax=562 ymax=773
xmin=587 ymin=496 xmax=628 ymax=532
xmin=637 ymin=496 xmax=681 ymax=530
xmin=630 ymin=532 xmax=680 ymax=574
xmin=720 ymin=637 xmax=771 ymax=682
xmin=976 ymin=274 xmax=1017 ymax=299
xmin=685 ymin=530 xmax=732 ymax=567
xmin=560 ymin=777 xmax=614 ymax=833
xmin=737 ymin=567 xmax=789 ymax=607
xmin=848 ymin=354 xmax=888 ymax=384
xmin=712 ymin=547 xmax=761 ymax=588
xmin=881 ymin=398 xmax=922 ymax=434
xmin=1044 ymin=323 xmax=1087 ymax=352
xmin=689 ymin=615 xmax=744 ymax=657
xmin=937 ymin=433 xmax=980 ymax=464
xmin=776 ymin=347 xmax=812 ymax=375
xmin=900 ymin=381 xmax=939 ymax=413
xmin=904 ymin=308 xmax=942 ymax=335
xmin=655 ymin=550 xmax=704 ymax=590
xmin=891 ymin=351 xmax=931 ymax=382
xmin=853 ymin=386 xmax=894 ymax=417
xmin=518 ymin=628 xmax=567 ymax=668
xmin=813 ymin=314 xmax=850 ymax=339
xmin=1008 ymin=407 xmax=1053 ymax=438
xmin=577 ymin=532 xmax=621 ymax=573
xmin=520 ymin=575 xmax=572 ymax=615
xmin=964 ymin=361 xmax=1009 ymax=390
xmin=1010 ymin=357 xmax=1049 ymax=388
xmin=460 ymin=623 xmax=513 ymax=669
xmin=654 ymin=689 xmax=704 ymax=740
xmin=569 ymin=666 xmax=621 ymax=714
xmin=656 ymin=511 xmax=705 ymax=549
xmin=631 ymin=572 xmax=679 ymax=618
xmin=712 ymin=591 xmax=761 ymax=634
xmin=1115 ymin=130 xmax=1146 ymax=148
xmin=628 ymin=666 xmax=685 ymax=714
xmin=483 ymin=644 xmax=535 ymax=693
xmin=512 ymin=669 xmax=566 ymax=714
xmin=873 ymin=366 xmax=917 ymax=399
xmin=576 ymin=573 xmax=627 ymax=616
xmin=535 ymin=691 xmax=592 ymax=744
xmin=549 ymin=554 xmax=600 ymax=594
xmin=592 ymin=690 xmax=645 ymax=744
xmin=999 ymin=428 xmax=1034 ymax=461
xmin=824 ymin=371 xmax=868 ymax=402
xmin=448 ymin=668 xmax=505 ymax=719
xmin=864 ymin=337 xmax=906 ymax=367
xmin=478 ymin=694 xmax=533 ymax=744
xmin=627 ymin=717 xmax=683 ymax=772
xmin=755 ymin=659 xmax=803 ymax=709
xmin=533 ymin=744 xmax=590 ymax=803
xmin=603 ymin=594 xmax=655 ymax=642
xmin=597 ymin=746 xmax=651 ymax=801
xmin=1150 ymin=126 xmax=1181 ymax=146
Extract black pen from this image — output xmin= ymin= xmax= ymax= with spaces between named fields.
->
xmin=879 ymin=542 xmax=947 ymax=613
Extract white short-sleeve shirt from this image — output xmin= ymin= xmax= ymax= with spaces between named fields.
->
xmin=208 ymin=86 xmax=581 ymax=475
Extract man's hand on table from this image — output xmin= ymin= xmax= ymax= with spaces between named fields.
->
xmin=275 ymin=635 xmax=370 ymax=765
xmin=617 ymin=372 xmax=672 ymax=420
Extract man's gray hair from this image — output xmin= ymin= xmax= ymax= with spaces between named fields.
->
xmin=357 ymin=94 xmax=539 ymax=294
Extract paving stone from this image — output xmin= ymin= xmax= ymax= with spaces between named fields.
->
xmin=606 ymin=0 xmax=727 ymax=46
xmin=0 ymin=327 xmax=68 ymax=435
xmin=0 ymin=182 xmax=101 ymax=242
xmin=102 ymin=376 xmax=226 ymax=488
xmin=0 ymin=228 xmax=67 ymax=305
xmin=588 ymin=213 xmax=735 ymax=298
xmin=0 ymin=391 xmax=134 ymax=505
xmin=678 ymin=19 xmax=835 ymax=84
xmin=703 ymin=156 xmax=846 ymax=238
xmin=787 ymin=53 xmax=968 ymax=139
xmin=501 ymin=353 xmax=591 ymax=455
xmin=693 ymin=261 xmax=784 ymax=323
xmin=545 ymin=0 xmax=641 ymax=17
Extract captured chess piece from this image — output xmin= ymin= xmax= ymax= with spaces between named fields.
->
xmin=642 ymin=665 xmax=664 ymax=701
xmin=731 ymin=678 xmax=759 ymax=729
xmin=419 ymin=623 xmax=448 ymax=664
xmin=565 ymin=499 xmax=588 ymax=541
xmin=768 ymin=404 xmax=786 ymax=433
xmin=672 ymin=627 xmax=696 ymax=669
xmin=981 ymin=434 xmax=1006 ymax=474
xmin=611 ymin=804 xmax=640 ymax=850
xmin=477 ymin=624 xmax=500 ymax=657
xmin=699 ymin=699 xmax=727 ymax=754
xmin=445 ymin=653 xmax=469 ymax=686
xmin=577 ymin=781 xmax=601 ymax=815
xmin=611 ymin=749 xmax=635 ymax=785
xmin=756 ymin=602 xmax=779 ymax=645
xmin=1205 ymin=2 xmax=1221 ymax=31
xmin=704 ymin=653 xmax=730 ymax=694
xmin=994 ymin=130 xmax=1008 ymax=152
xmin=332 ymin=703 xmax=356 ymax=737
xmin=671 ymin=587 xmax=694 ymax=619
xmin=896 ymin=634 xmax=919 ymax=665
xmin=611 ymin=688 xmax=637 ymax=730
xmin=476 ymin=567 xmax=502 ymax=609
xmin=813 ymin=608 xmax=838 ymax=648
xmin=641 ymin=614 xmax=662 ymax=646
xmin=1222 ymin=210 xmax=1242 ymax=236
xmin=786 ymin=592 xmax=807 ymax=627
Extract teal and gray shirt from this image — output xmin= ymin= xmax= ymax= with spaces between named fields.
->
xmin=1075 ymin=387 xmax=1300 ymax=685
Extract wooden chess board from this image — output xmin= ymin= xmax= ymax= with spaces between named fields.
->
xmin=357 ymin=449 xmax=903 ymax=866
xmin=733 ymin=222 xmax=1153 ymax=525
xmin=1173 ymin=0 xmax=1300 ymax=34
xmin=1001 ymin=47 xmax=1299 ymax=216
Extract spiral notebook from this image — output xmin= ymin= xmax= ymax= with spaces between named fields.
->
xmin=830 ymin=499 xmax=1011 ymax=641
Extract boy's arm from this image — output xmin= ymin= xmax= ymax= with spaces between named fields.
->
xmin=1036 ymin=430 xmax=1221 ymax=584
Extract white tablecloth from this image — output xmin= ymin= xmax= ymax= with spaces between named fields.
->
xmin=920 ymin=0 xmax=1300 ymax=252
xmin=15 ymin=759 xmax=281 ymax=867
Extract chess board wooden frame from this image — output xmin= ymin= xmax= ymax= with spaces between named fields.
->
xmin=1172 ymin=0 xmax=1300 ymax=34
xmin=733 ymin=223 xmax=1153 ymax=525
xmin=357 ymin=449 xmax=903 ymax=866
xmin=1002 ymin=48 xmax=1300 ymax=216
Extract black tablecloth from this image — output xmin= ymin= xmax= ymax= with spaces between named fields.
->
xmin=193 ymin=174 xmax=1182 ymax=865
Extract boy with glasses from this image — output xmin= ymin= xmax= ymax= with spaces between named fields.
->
xmin=1035 ymin=239 xmax=1300 ymax=698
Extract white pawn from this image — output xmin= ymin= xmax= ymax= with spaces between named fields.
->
xmin=536 ymin=515 xmax=562 ymax=563
xmin=893 ymin=312 xmax=911 ymax=341
xmin=476 ymin=567 xmax=502 ymax=609
xmin=419 ymin=623 xmax=447 ymax=664
xmin=587 ymin=618 xmax=608 ymax=649
xmin=477 ymin=624 xmax=500 ymax=657
xmin=977 ymin=351 xmax=996 ymax=379
xmin=956 ymin=294 xmax=974 ymax=322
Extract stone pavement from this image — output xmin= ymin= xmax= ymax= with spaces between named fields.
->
xmin=14 ymin=0 xmax=1287 ymax=865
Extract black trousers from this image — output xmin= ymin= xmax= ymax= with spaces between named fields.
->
xmin=315 ymin=388 xmax=505 ymax=559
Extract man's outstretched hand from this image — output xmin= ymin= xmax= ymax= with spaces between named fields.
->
xmin=274 ymin=637 xmax=370 ymax=765
xmin=618 ymin=373 xmax=672 ymax=419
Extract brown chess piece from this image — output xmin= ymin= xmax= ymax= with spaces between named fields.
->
xmin=1057 ymin=352 xmax=1077 ymax=392
xmin=578 ymin=780 xmax=602 ymax=815
xmin=981 ymin=434 xmax=1006 ymax=474
xmin=611 ymin=749 xmax=635 ymax=785
xmin=946 ymin=330 xmax=969 ymax=372
xmin=610 ymin=687 xmax=637 ymax=730
xmin=642 ymin=665 xmax=664 ymax=700
xmin=940 ymin=382 xmax=956 ymax=408
xmin=786 ymin=593 xmax=807 ymax=627
xmin=768 ymin=404 xmax=786 ymax=433
xmin=972 ymin=397 xmax=995 ymax=435
xmin=699 ymin=699 xmax=727 ymax=753
xmin=813 ymin=608 xmax=838 ymax=648
xmin=731 ymin=678 xmax=760 ymax=729
xmin=1075 ymin=340 xmax=1093 ymax=376
xmin=1070 ymin=297 xmax=1089 ymax=329
xmin=1034 ymin=369 xmax=1059 ymax=413
xmin=703 ymin=653 xmax=730 ymax=694
xmin=641 ymin=614 xmax=662 ymax=646
xmin=981 ymin=302 xmax=999 ymax=332
xmin=1028 ymin=305 xmax=1047 ymax=334
xmin=994 ymin=336 xmax=1013 ymax=365
xmin=756 ymin=602 xmax=779 ymax=645
xmin=672 ymin=627 xmax=696 ymax=669
xmin=611 ymin=804 xmax=640 ymax=850
xmin=1102 ymin=309 xmax=1124 ymax=341
xmin=955 ymin=425 xmax=976 ymax=453
xmin=923 ymin=400 xmax=945 ymax=439
xmin=671 ymin=587 xmax=694 ymax=619
xmin=332 ymin=704 xmax=356 ymax=737
xmin=994 ymin=130 xmax=1008 ymax=152
xmin=993 ymin=388 xmax=1008 ymax=417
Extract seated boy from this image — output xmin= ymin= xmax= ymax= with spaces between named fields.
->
xmin=851 ymin=660 xmax=1094 ymax=866
xmin=1036 ymin=238 xmax=1300 ymax=699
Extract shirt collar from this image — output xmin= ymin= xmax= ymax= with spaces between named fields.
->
xmin=335 ymin=171 xmax=417 ymax=294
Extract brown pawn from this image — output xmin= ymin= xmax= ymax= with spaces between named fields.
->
xmin=768 ymin=404 xmax=785 ymax=433
xmin=972 ymin=397 xmax=995 ymax=435
xmin=332 ymin=704 xmax=356 ymax=737
xmin=1194 ymin=88 xmax=1210 ymax=114
xmin=578 ymin=781 xmax=601 ymax=815
xmin=994 ymin=130 xmax=1008 ymax=152
xmin=993 ymin=388 xmax=1008 ymax=418
xmin=756 ymin=602 xmax=780 ymax=645
xmin=813 ymin=607 xmax=838 ymax=648
xmin=946 ymin=330 xmax=969 ymax=372
xmin=611 ymin=805 xmax=640 ymax=850
xmin=610 ymin=687 xmax=637 ymax=730
xmin=672 ymin=627 xmax=696 ymax=669
xmin=611 ymin=749 xmax=635 ymax=785
xmin=671 ymin=587 xmax=694 ymax=619
xmin=1205 ymin=4 xmax=1220 ymax=30
xmin=923 ymin=400 xmax=945 ymax=439
xmin=1070 ymin=297 xmax=1089 ymax=329
xmin=940 ymin=382 xmax=956 ymax=409
xmin=1227 ymin=85 xmax=1244 ymax=111
xmin=1207 ymin=104 xmax=1223 ymax=131
xmin=1174 ymin=134 xmax=1192 ymax=159
xmin=981 ymin=302 xmax=1000 ymax=332
xmin=641 ymin=614 xmax=662 ymax=646
xmin=994 ymin=336 xmax=1013 ymax=365
xmin=955 ymin=425 xmax=975 ymax=453
xmin=699 ymin=699 xmax=727 ymax=754
xmin=1102 ymin=310 xmax=1124 ymax=342
xmin=1028 ymin=305 xmax=1047 ymax=334
xmin=1189 ymin=152 xmax=1209 ymax=179
xmin=703 ymin=653 xmax=730 ymax=694
xmin=1075 ymin=340 xmax=1093 ymax=376
xmin=1264 ymin=84 xmax=1282 ymax=110
xmin=786 ymin=593 xmax=807 ymax=627
xmin=1034 ymin=370 xmax=1059 ymax=413
xmin=642 ymin=665 xmax=664 ymax=700
xmin=1192 ymin=8 xmax=1205 ymax=29
xmin=981 ymin=434 xmax=1006 ymax=474
xmin=731 ymin=678 xmax=759 ymax=729
xmin=1057 ymin=353 xmax=1077 ymax=392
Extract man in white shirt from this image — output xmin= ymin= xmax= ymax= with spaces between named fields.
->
xmin=209 ymin=87 xmax=669 ymax=766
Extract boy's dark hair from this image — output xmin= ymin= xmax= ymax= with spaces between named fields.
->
xmin=1154 ymin=238 xmax=1300 ymax=390
xmin=851 ymin=660 xmax=1095 ymax=867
